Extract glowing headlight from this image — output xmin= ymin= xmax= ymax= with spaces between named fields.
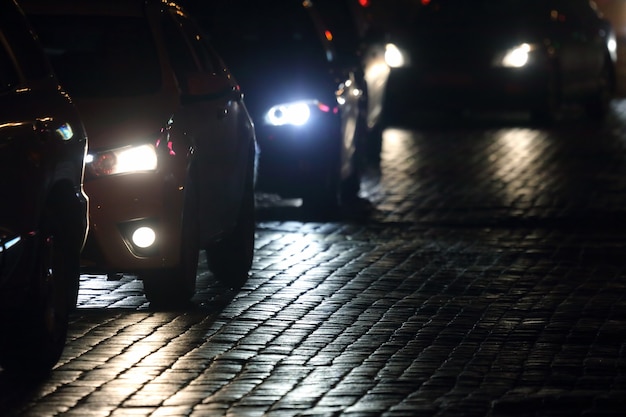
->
xmin=87 ymin=143 xmax=158 ymax=176
xmin=607 ymin=33 xmax=617 ymax=62
xmin=265 ymin=101 xmax=312 ymax=126
xmin=384 ymin=43 xmax=408 ymax=68
xmin=132 ymin=226 xmax=156 ymax=249
xmin=499 ymin=43 xmax=533 ymax=68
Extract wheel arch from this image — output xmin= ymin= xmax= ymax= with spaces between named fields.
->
xmin=44 ymin=179 xmax=88 ymax=251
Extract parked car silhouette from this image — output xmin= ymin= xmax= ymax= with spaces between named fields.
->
xmin=21 ymin=0 xmax=257 ymax=307
xmin=0 ymin=0 xmax=88 ymax=372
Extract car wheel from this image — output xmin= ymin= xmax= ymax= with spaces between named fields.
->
xmin=142 ymin=178 xmax=199 ymax=308
xmin=206 ymin=157 xmax=255 ymax=289
xmin=339 ymin=137 xmax=365 ymax=205
xmin=366 ymin=124 xmax=383 ymax=166
xmin=584 ymin=58 xmax=613 ymax=122
xmin=0 ymin=209 xmax=75 ymax=374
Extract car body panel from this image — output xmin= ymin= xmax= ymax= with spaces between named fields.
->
xmin=21 ymin=0 xmax=256 ymax=274
xmin=0 ymin=2 xmax=88 ymax=301
xmin=0 ymin=0 xmax=88 ymax=372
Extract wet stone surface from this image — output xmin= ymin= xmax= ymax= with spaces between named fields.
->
xmin=2 ymin=105 xmax=626 ymax=416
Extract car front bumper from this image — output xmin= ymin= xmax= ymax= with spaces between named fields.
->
xmin=80 ymin=170 xmax=185 ymax=274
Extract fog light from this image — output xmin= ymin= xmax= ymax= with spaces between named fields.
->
xmin=132 ymin=226 xmax=156 ymax=249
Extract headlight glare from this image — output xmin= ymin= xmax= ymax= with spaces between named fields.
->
xmin=89 ymin=143 xmax=158 ymax=176
xmin=265 ymin=101 xmax=312 ymax=126
xmin=385 ymin=43 xmax=408 ymax=68
xmin=499 ymin=43 xmax=533 ymax=68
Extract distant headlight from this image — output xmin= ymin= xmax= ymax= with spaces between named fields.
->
xmin=607 ymin=32 xmax=617 ymax=62
xmin=384 ymin=43 xmax=409 ymax=68
xmin=86 ymin=143 xmax=158 ymax=177
xmin=496 ymin=43 xmax=536 ymax=68
xmin=336 ymin=78 xmax=363 ymax=105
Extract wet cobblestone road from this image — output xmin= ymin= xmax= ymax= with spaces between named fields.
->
xmin=2 ymin=104 xmax=626 ymax=416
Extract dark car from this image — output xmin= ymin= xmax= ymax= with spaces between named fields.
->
xmin=21 ymin=0 xmax=257 ymax=307
xmin=198 ymin=0 xmax=368 ymax=210
xmin=0 ymin=0 xmax=89 ymax=372
xmin=369 ymin=0 xmax=617 ymax=126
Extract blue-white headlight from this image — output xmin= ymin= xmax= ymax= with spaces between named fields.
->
xmin=265 ymin=101 xmax=313 ymax=126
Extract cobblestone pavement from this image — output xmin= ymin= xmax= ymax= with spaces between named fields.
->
xmin=2 ymin=103 xmax=626 ymax=417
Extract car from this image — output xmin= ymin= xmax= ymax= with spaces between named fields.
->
xmin=367 ymin=0 xmax=618 ymax=127
xmin=194 ymin=0 xmax=368 ymax=210
xmin=20 ymin=0 xmax=257 ymax=307
xmin=0 ymin=0 xmax=89 ymax=373
xmin=310 ymin=0 xmax=384 ymax=165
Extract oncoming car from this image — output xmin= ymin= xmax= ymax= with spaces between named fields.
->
xmin=369 ymin=0 xmax=617 ymax=126
xmin=197 ymin=0 xmax=367 ymax=210
xmin=21 ymin=0 xmax=257 ymax=307
xmin=0 ymin=0 xmax=88 ymax=372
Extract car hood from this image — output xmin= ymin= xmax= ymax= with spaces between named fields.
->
xmin=74 ymin=92 xmax=177 ymax=151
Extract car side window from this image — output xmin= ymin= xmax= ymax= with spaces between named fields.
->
xmin=170 ymin=12 xmax=222 ymax=76
xmin=161 ymin=12 xmax=201 ymax=93
xmin=0 ymin=1 xmax=49 ymax=81
xmin=0 ymin=35 xmax=19 ymax=92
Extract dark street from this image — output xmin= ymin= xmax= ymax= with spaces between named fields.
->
xmin=2 ymin=105 xmax=626 ymax=416
xmin=2 ymin=0 xmax=626 ymax=415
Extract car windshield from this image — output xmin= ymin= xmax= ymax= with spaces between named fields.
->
xmin=204 ymin=1 xmax=331 ymax=72
xmin=27 ymin=15 xmax=161 ymax=98
xmin=421 ymin=0 xmax=548 ymax=19
xmin=408 ymin=0 xmax=551 ymax=30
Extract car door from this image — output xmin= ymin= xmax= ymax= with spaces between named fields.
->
xmin=0 ymin=2 xmax=55 ymax=235
xmin=161 ymin=8 xmax=252 ymax=240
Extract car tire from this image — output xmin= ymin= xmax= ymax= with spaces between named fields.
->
xmin=0 ymin=207 xmax=76 ymax=374
xmin=366 ymin=124 xmax=383 ymax=166
xmin=142 ymin=177 xmax=199 ymax=308
xmin=205 ymin=156 xmax=255 ymax=289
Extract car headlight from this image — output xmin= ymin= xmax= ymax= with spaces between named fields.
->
xmin=384 ymin=43 xmax=409 ymax=68
xmin=86 ymin=143 xmax=158 ymax=177
xmin=496 ymin=43 xmax=537 ymax=68
xmin=606 ymin=32 xmax=617 ymax=63
xmin=265 ymin=100 xmax=331 ymax=126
